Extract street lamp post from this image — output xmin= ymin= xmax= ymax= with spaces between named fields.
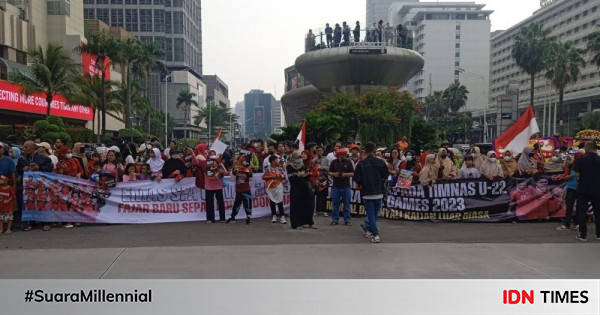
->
xmin=164 ymin=73 xmax=171 ymax=146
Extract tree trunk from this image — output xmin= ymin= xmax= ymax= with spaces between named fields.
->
xmin=46 ymin=94 xmax=53 ymax=118
xmin=530 ymin=73 xmax=535 ymax=107
xmin=125 ymin=61 xmax=132 ymax=129
xmin=101 ymin=66 xmax=107 ymax=136
xmin=559 ymin=87 xmax=564 ymax=136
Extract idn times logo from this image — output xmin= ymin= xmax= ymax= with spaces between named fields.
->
xmin=503 ymin=290 xmax=589 ymax=305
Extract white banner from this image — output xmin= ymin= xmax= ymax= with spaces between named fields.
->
xmin=22 ymin=172 xmax=290 ymax=224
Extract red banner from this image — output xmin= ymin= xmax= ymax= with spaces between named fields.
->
xmin=0 ymin=80 xmax=93 ymax=121
xmin=81 ymin=51 xmax=111 ymax=81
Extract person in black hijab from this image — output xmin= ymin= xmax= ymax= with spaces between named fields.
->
xmin=162 ymin=149 xmax=187 ymax=181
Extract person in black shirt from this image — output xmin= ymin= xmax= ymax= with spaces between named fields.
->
xmin=328 ymin=148 xmax=354 ymax=225
xmin=353 ymin=21 xmax=361 ymax=43
xmin=333 ymin=23 xmax=342 ymax=47
xmin=325 ymin=23 xmax=333 ymax=48
xmin=342 ymin=22 xmax=350 ymax=46
xmin=573 ymin=141 xmax=600 ymax=241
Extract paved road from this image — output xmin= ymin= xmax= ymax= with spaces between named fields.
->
xmin=1 ymin=216 xmax=599 ymax=278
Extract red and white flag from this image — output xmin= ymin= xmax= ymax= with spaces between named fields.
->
xmin=495 ymin=106 xmax=540 ymax=155
xmin=296 ymin=121 xmax=306 ymax=152
xmin=213 ymin=128 xmax=222 ymax=142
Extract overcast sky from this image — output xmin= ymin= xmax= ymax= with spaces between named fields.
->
xmin=202 ymin=0 xmax=542 ymax=107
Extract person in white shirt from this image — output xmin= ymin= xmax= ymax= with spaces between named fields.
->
xmin=325 ymin=142 xmax=343 ymax=168
xmin=458 ymin=155 xmax=481 ymax=179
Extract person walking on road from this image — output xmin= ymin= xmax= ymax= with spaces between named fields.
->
xmin=354 ymin=142 xmax=388 ymax=243
xmin=573 ymin=141 xmax=600 ymax=241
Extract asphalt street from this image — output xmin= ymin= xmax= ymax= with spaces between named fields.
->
xmin=1 ymin=216 xmax=599 ymax=278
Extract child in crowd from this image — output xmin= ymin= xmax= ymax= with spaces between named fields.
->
xmin=458 ymin=155 xmax=481 ymax=179
xmin=227 ymin=153 xmax=253 ymax=224
xmin=90 ymin=163 xmax=102 ymax=183
xmin=122 ymin=163 xmax=138 ymax=182
xmin=263 ymin=155 xmax=287 ymax=224
xmin=0 ymin=175 xmax=15 ymax=234
xmin=137 ymin=163 xmax=151 ymax=181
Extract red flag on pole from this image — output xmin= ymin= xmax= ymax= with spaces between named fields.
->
xmin=296 ymin=121 xmax=306 ymax=152
xmin=214 ymin=128 xmax=222 ymax=142
xmin=494 ymin=106 xmax=540 ymax=155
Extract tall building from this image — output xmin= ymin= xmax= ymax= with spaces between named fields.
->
xmin=203 ymin=75 xmax=230 ymax=108
xmin=388 ymin=2 xmax=492 ymax=113
xmin=366 ymin=0 xmax=418 ymax=27
xmin=234 ymin=101 xmax=245 ymax=138
xmin=244 ymin=90 xmax=280 ymax=140
xmin=489 ymin=0 xmax=600 ymax=137
xmin=83 ymin=0 xmax=202 ymax=110
xmin=271 ymin=100 xmax=282 ymax=135
xmin=0 ymin=0 xmax=92 ymax=127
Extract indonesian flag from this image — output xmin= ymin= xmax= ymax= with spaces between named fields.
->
xmin=494 ymin=106 xmax=540 ymax=155
xmin=213 ymin=128 xmax=222 ymax=142
xmin=296 ymin=121 xmax=306 ymax=152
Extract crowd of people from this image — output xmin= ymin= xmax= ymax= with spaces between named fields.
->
xmin=0 ymin=133 xmax=598 ymax=242
xmin=305 ymin=20 xmax=412 ymax=51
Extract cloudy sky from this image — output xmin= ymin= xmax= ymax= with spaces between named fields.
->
xmin=202 ymin=0 xmax=542 ymax=106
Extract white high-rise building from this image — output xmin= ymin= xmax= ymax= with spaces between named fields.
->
xmin=366 ymin=0 xmax=418 ymax=27
xmin=388 ymin=2 xmax=492 ymax=113
xmin=272 ymin=100 xmax=282 ymax=135
xmin=490 ymin=0 xmax=600 ymax=137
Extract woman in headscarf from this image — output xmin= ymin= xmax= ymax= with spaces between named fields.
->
xmin=518 ymin=147 xmax=538 ymax=175
xmin=148 ymin=147 xmax=165 ymax=181
xmin=286 ymin=151 xmax=316 ymax=230
xmin=436 ymin=148 xmax=457 ymax=180
xmin=194 ymin=143 xmax=208 ymax=161
xmin=480 ymin=151 xmax=504 ymax=181
xmin=499 ymin=150 xmax=519 ymax=178
xmin=419 ymin=154 xmax=438 ymax=186
xmin=471 ymin=146 xmax=484 ymax=170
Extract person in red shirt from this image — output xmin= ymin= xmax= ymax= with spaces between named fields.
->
xmin=0 ymin=175 xmax=16 ymax=234
xmin=55 ymin=146 xmax=83 ymax=178
xmin=227 ymin=153 xmax=253 ymax=224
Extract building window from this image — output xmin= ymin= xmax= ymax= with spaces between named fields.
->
xmin=111 ymin=0 xmax=123 ymax=4
xmin=97 ymin=8 xmax=109 ymax=24
xmin=140 ymin=36 xmax=153 ymax=44
xmin=125 ymin=9 xmax=138 ymax=32
xmin=110 ymin=9 xmax=124 ymax=27
xmin=165 ymin=0 xmax=171 ymax=6
xmin=456 ymin=24 xmax=461 ymax=30
xmin=174 ymin=38 xmax=184 ymax=61
xmin=455 ymin=61 xmax=460 ymax=67
xmin=139 ymin=0 xmax=151 ymax=4
xmin=165 ymin=38 xmax=173 ymax=61
xmin=455 ymin=52 xmax=460 ymax=57
xmin=173 ymin=0 xmax=183 ymax=7
xmin=47 ymin=0 xmax=71 ymax=16
xmin=140 ymin=9 xmax=152 ymax=32
xmin=84 ymin=8 xmax=95 ymax=19
xmin=455 ymin=43 xmax=460 ymax=48
xmin=153 ymin=9 xmax=164 ymax=32
xmin=125 ymin=0 xmax=138 ymax=4
xmin=173 ymin=11 xmax=183 ymax=34
xmin=84 ymin=0 xmax=95 ymax=4
xmin=164 ymin=11 xmax=172 ymax=34
xmin=154 ymin=0 xmax=164 ymax=4
xmin=96 ymin=0 xmax=108 ymax=4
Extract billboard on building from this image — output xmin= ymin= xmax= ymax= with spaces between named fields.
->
xmin=0 ymin=80 xmax=93 ymax=121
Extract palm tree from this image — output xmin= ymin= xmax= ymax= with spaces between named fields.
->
xmin=586 ymin=26 xmax=600 ymax=68
xmin=193 ymin=104 xmax=238 ymax=138
xmin=75 ymin=31 xmax=120 ymax=135
xmin=116 ymin=38 xmax=142 ymax=128
xmin=176 ymin=89 xmax=199 ymax=138
xmin=131 ymin=40 xmax=165 ymax=132
xmin=424 ymin=91 xmax=448 ymax=120
xmin=9 ymin=43 xmax=79 ymax=117
xmin=545 ymin=41 xmax=585 ymax=133
xmin=511 ymin=23 xmax=551 ymax=107
xmin=71 ymin=74 xmax=121 ymax=135
xmin=443 ymin=82 xmax=469 ymax=113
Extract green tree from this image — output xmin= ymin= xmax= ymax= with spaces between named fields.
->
xmin=9 ymin=43 xmax=79 ymax=117
xmin=545 ymin=41 xmax=585 ymax=133
xmin=71 ymin=74 xmax=122 ymax=136
xmin=193 ymin=104 xmax=237 ymax=139
xmin=442 ymin=82 xmax=469 ymax=113
xmin=176 ymin=89 xmax=199 ymax=138
xmin=424 ymin=91 xmax=448 ymax=120
xmin=75 ymin=31 xmax=121 ymax=135
xmin=580 ymin=111 xmax=600 ymax=130
xmin=586 ymin=26 xmax=600 ymax=68
xmin=512 ymin=23 xmax=551 ymax=107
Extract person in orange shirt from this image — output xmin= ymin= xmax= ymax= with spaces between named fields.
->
xmin=264 ymin=155 xmax=287 ymax=224
xmin=397 ymin=136 xmax=409 ymax=151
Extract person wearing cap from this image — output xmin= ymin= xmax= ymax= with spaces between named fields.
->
xmin=37 ymin=142 xmax=57 ymax=170
xmin=0 ymin=174 xmax=15 ymax=234
xmin=328 ymin=147 xmax=354 ymax=225
xmin=16 ymin=141 xmax=54 ymax=231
